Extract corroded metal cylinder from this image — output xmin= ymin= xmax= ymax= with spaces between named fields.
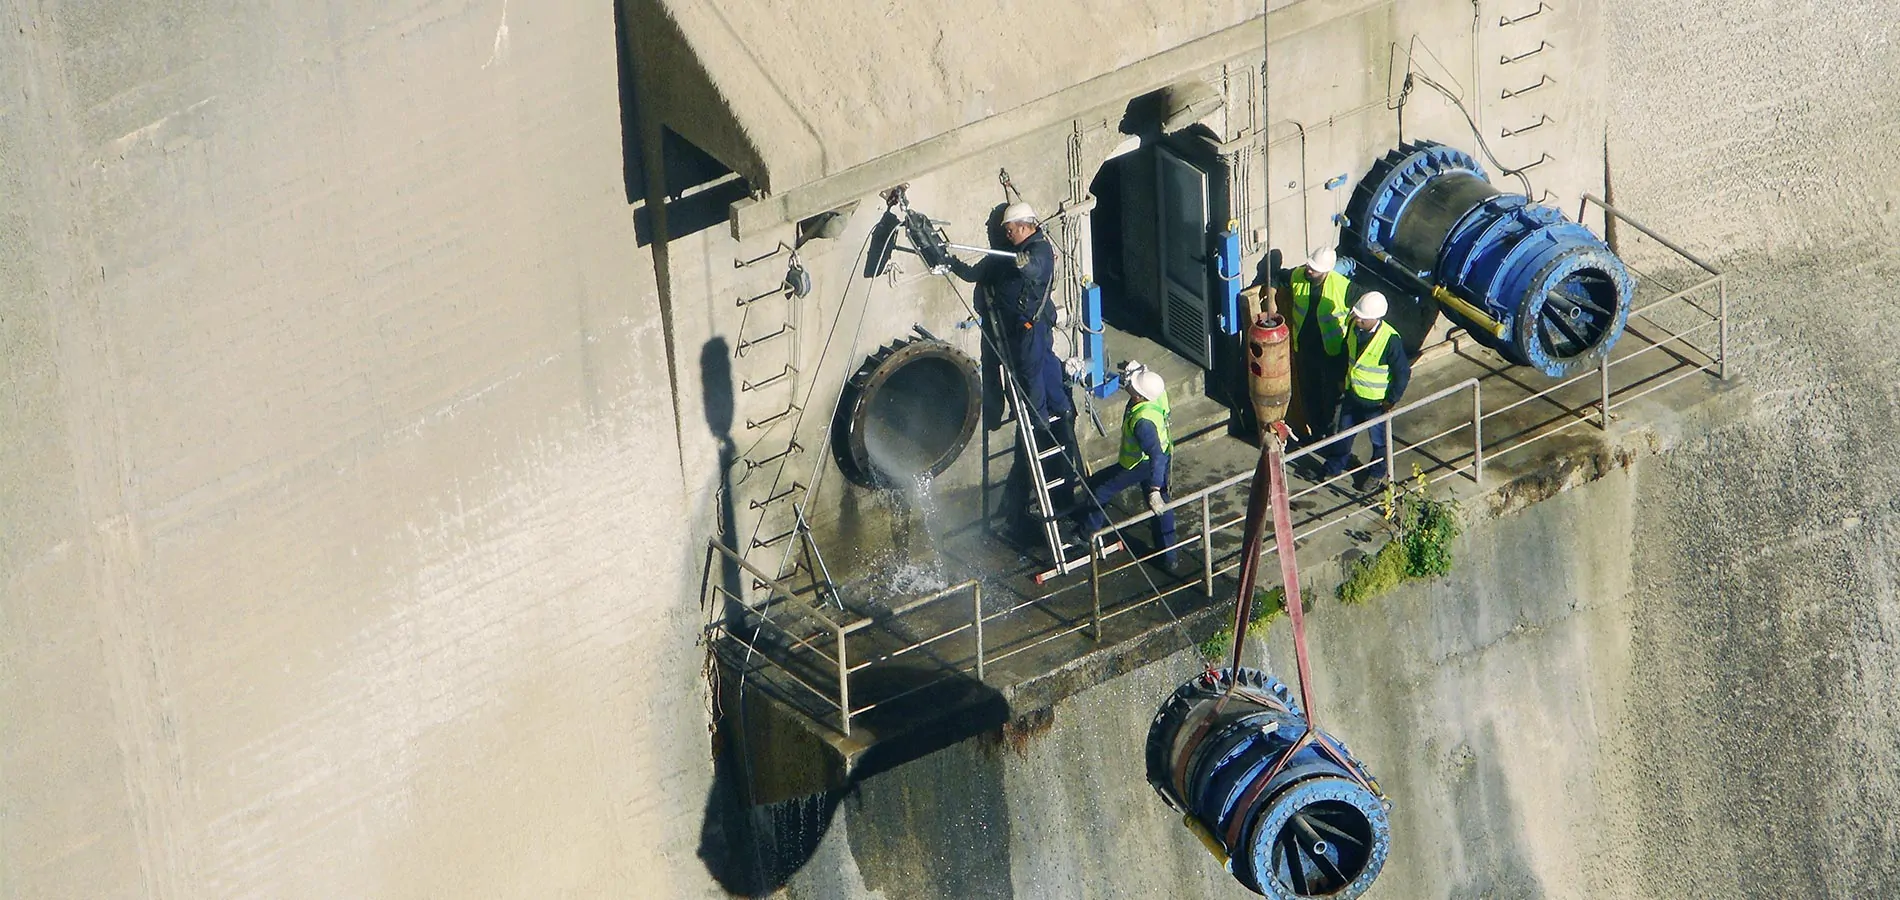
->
xmin=1147 ymin=668 xmax=1390 ymax=898
xmin=1245 ymin=313 xmax=1292 ymax=428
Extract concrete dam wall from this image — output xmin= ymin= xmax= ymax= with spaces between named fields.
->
xmin=3 ymin=0 xmax=1899 ymax=898
xmin=774 ymin=0 xmax=1900 ymax=896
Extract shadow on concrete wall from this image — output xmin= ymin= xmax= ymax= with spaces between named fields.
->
xmin=699 ymin=666 xmax=1013 ymax=897
xmin=700 ymin=339 xmax=741 ymax=613
xmin=690 ymin=332 xmax=1015 ymax=893
xmin=843 ymin=711 xmax=1018 ymax=900
xmin=612 ymin=0 xmax=751 ymax=246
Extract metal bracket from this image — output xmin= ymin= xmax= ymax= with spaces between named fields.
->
xmin=1498 ymin=2 xmax=1552 ymax=27
xmin=745 ymin=403 xmax=801 ymax=431
xmin=735 ymin=323 xmax=795 ymax=356
xmin=1500 ymin=114 xmax=1553 ymax=138
xmin=1500 ymin=74 xmax=1555 ymax=100
xmin=741 ymin=440 xmax=802 ymax=471
xmin=736 ymin=285 xmax=789 ymax=307
xmin=1500 ymin=41 xmax=1552 ymax=65
xmin=748 ymin=482 xmax=807 ymax=510
xmin=733 ymin=241 xmax=793 ymax=269
xmin=741 ymin=364 xmax=797 ymax=392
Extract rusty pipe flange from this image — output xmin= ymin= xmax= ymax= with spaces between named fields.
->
xmin=832 ymin=335 xmax=981 ymax=488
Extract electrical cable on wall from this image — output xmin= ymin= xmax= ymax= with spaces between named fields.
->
xmin=1397 ymin=71 xmax=1538 ymax=197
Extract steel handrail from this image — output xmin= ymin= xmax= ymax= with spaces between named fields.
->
xmin=1082 ymin=206 xmax=1725 ymax=629
xmin=1096 ymin=377 xmax=1484 ymax=537
xmin=715 ymin=199 xmax=1727 ymax=742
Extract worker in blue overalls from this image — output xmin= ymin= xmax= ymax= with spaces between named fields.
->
xmin=950 ymin=202 xmax=1078 ymax=538
xmin=1321 ymin=291 xmax=1412 ymax=485
xmin=1077 ymin=363 xmax=1178 ymax=572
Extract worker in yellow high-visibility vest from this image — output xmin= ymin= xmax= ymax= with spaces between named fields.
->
xmin=1076 ymin=363 xmax=1179 ymax=573
xmin=1280 ymin=247 xmax=1351 ymax=446
xmin=1321 ymin=291 xmax=1412 ymax=484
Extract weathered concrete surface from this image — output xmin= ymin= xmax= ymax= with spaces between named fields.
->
xmin=625 ymin=0 xmax=1263 ymax=195
xmin=1 ymin=1 xmax=721 ymax=896
xmin=6 ymin=0 xmax=1900 ymax=896
xmin=773 ymin=1 xmax=1900 ymax=898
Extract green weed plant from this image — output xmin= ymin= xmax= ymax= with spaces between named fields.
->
xmin=1337 ymin=467 xmax=1462 ymax=605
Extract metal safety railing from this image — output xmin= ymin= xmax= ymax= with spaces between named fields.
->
xmin=1068 ymin=193 xmax=1727 ymax=632
xmin=706 ymin=538 xmax=985 ymax=737
xmin=707 ymin=196 xmax=1727 ymax=741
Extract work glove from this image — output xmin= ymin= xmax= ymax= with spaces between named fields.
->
xmin=1146 ymin=488 xmax=1167 ymax=517
xmin=1380 ymin=401 xmax=1394 ymax=413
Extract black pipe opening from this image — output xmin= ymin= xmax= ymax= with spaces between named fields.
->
xmin=1265 ymin=796 xmax=1377 ymax=894
xmin=833 ymin=338 xmax=981 ymax=487
xmin=1534 ymin=267 xmax=1622 ymax=360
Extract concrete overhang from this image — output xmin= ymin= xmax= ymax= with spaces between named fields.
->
xmin=622 ymin=0 xmax=1381 ymax=239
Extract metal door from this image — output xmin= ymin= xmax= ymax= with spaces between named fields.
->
xmin=1156 ymin=147 xmax=1213 ymax=367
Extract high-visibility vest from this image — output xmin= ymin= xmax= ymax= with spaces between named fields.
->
xmin=1346 ymin=322 xmax=1400 ymax=402
xmin=1287 ymin=269 xmax=1349 ymax=356
xmin=1118 ymin=392 xmax=1174 ymax=469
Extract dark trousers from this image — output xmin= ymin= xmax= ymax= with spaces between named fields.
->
xmin=1323 ymin=398 xmax=1389 ymax=479
xmin=1078 ymin=460 xmax=1177 ymax=564
xmin=1013 ymin=317 xmax=1073 ymax=422
xmin=1294 ymin=347 xmax=1344 ymax=443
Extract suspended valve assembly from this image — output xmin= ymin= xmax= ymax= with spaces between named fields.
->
xmin=1343 ymin=140 xmax=1635 ymax=377
xmin=1145 ymin=309 xmax=1391 ymax=898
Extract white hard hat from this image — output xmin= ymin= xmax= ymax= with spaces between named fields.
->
xmin=1128 ymin=368 xmax=1166 ymax=400
xmin=1304 ymin=247 xmax=1337 ymax=273
xmin=1352 ymin=291 xmax=1388 ymax=320
xmin=1002 ymin=202 xmax=1038 ymax=224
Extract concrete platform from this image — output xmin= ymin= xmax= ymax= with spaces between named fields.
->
xmin=714 ymin=273 xmax=1737 ymax=796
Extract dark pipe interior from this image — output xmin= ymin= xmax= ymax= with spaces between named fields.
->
xmin=1269 ymin=797 xmax=1376 ymax=894
xmin=1537 ymin=267 xmax=1620 ymax=359
xmin=850 ymin=352 xmax=977 ymax=483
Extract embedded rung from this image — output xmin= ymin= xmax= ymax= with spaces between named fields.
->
xmin=1498 ymin=1 xmax=1550 ymax=26
xmin=1037 ymin=445 xmax=1065 ymax=460
xmin=753 ymin=528 xmax=798 ymax=549
xmin=1500 ymin=114 xmax=1552 ymax=138
xmin=742 ymin=365 xmax=796 ymax=392
xmin=1500 ymin=41 xmax=1551 ymax=65
xmin=733 ymin=243 xmax=791 ymax=269
xmin=742 ymin=440 xmax=802 ymax=471
xmin=749 ymin=482 xmax=806 ymax=510
xmin=736 ymin=286 xmax=790 ymax=307
xmin=1516 ymin=152 xmax=1554 ymax=171
xmin=736 ymin=323 xmax=795 ymax=356
xmin=746 ymin=404 xmax=801 ymax=430
xmin=1043 ymin=478 xmax=1068 ymax=490
xmin=1500 ymin=74 xmax=1555 ymax=99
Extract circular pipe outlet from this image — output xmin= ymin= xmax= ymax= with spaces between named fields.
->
xmin=833 ymin=338 xmax=981 ymax=487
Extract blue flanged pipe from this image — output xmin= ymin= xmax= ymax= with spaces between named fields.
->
xmin=1147 ymin=668 xmax=1390 ymax=898
xmin=1342 ymin=140 xmax=1635 ymax=377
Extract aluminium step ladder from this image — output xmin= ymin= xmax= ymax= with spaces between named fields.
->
xmin=990 ymin=332 xmax=1121 ymax=584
